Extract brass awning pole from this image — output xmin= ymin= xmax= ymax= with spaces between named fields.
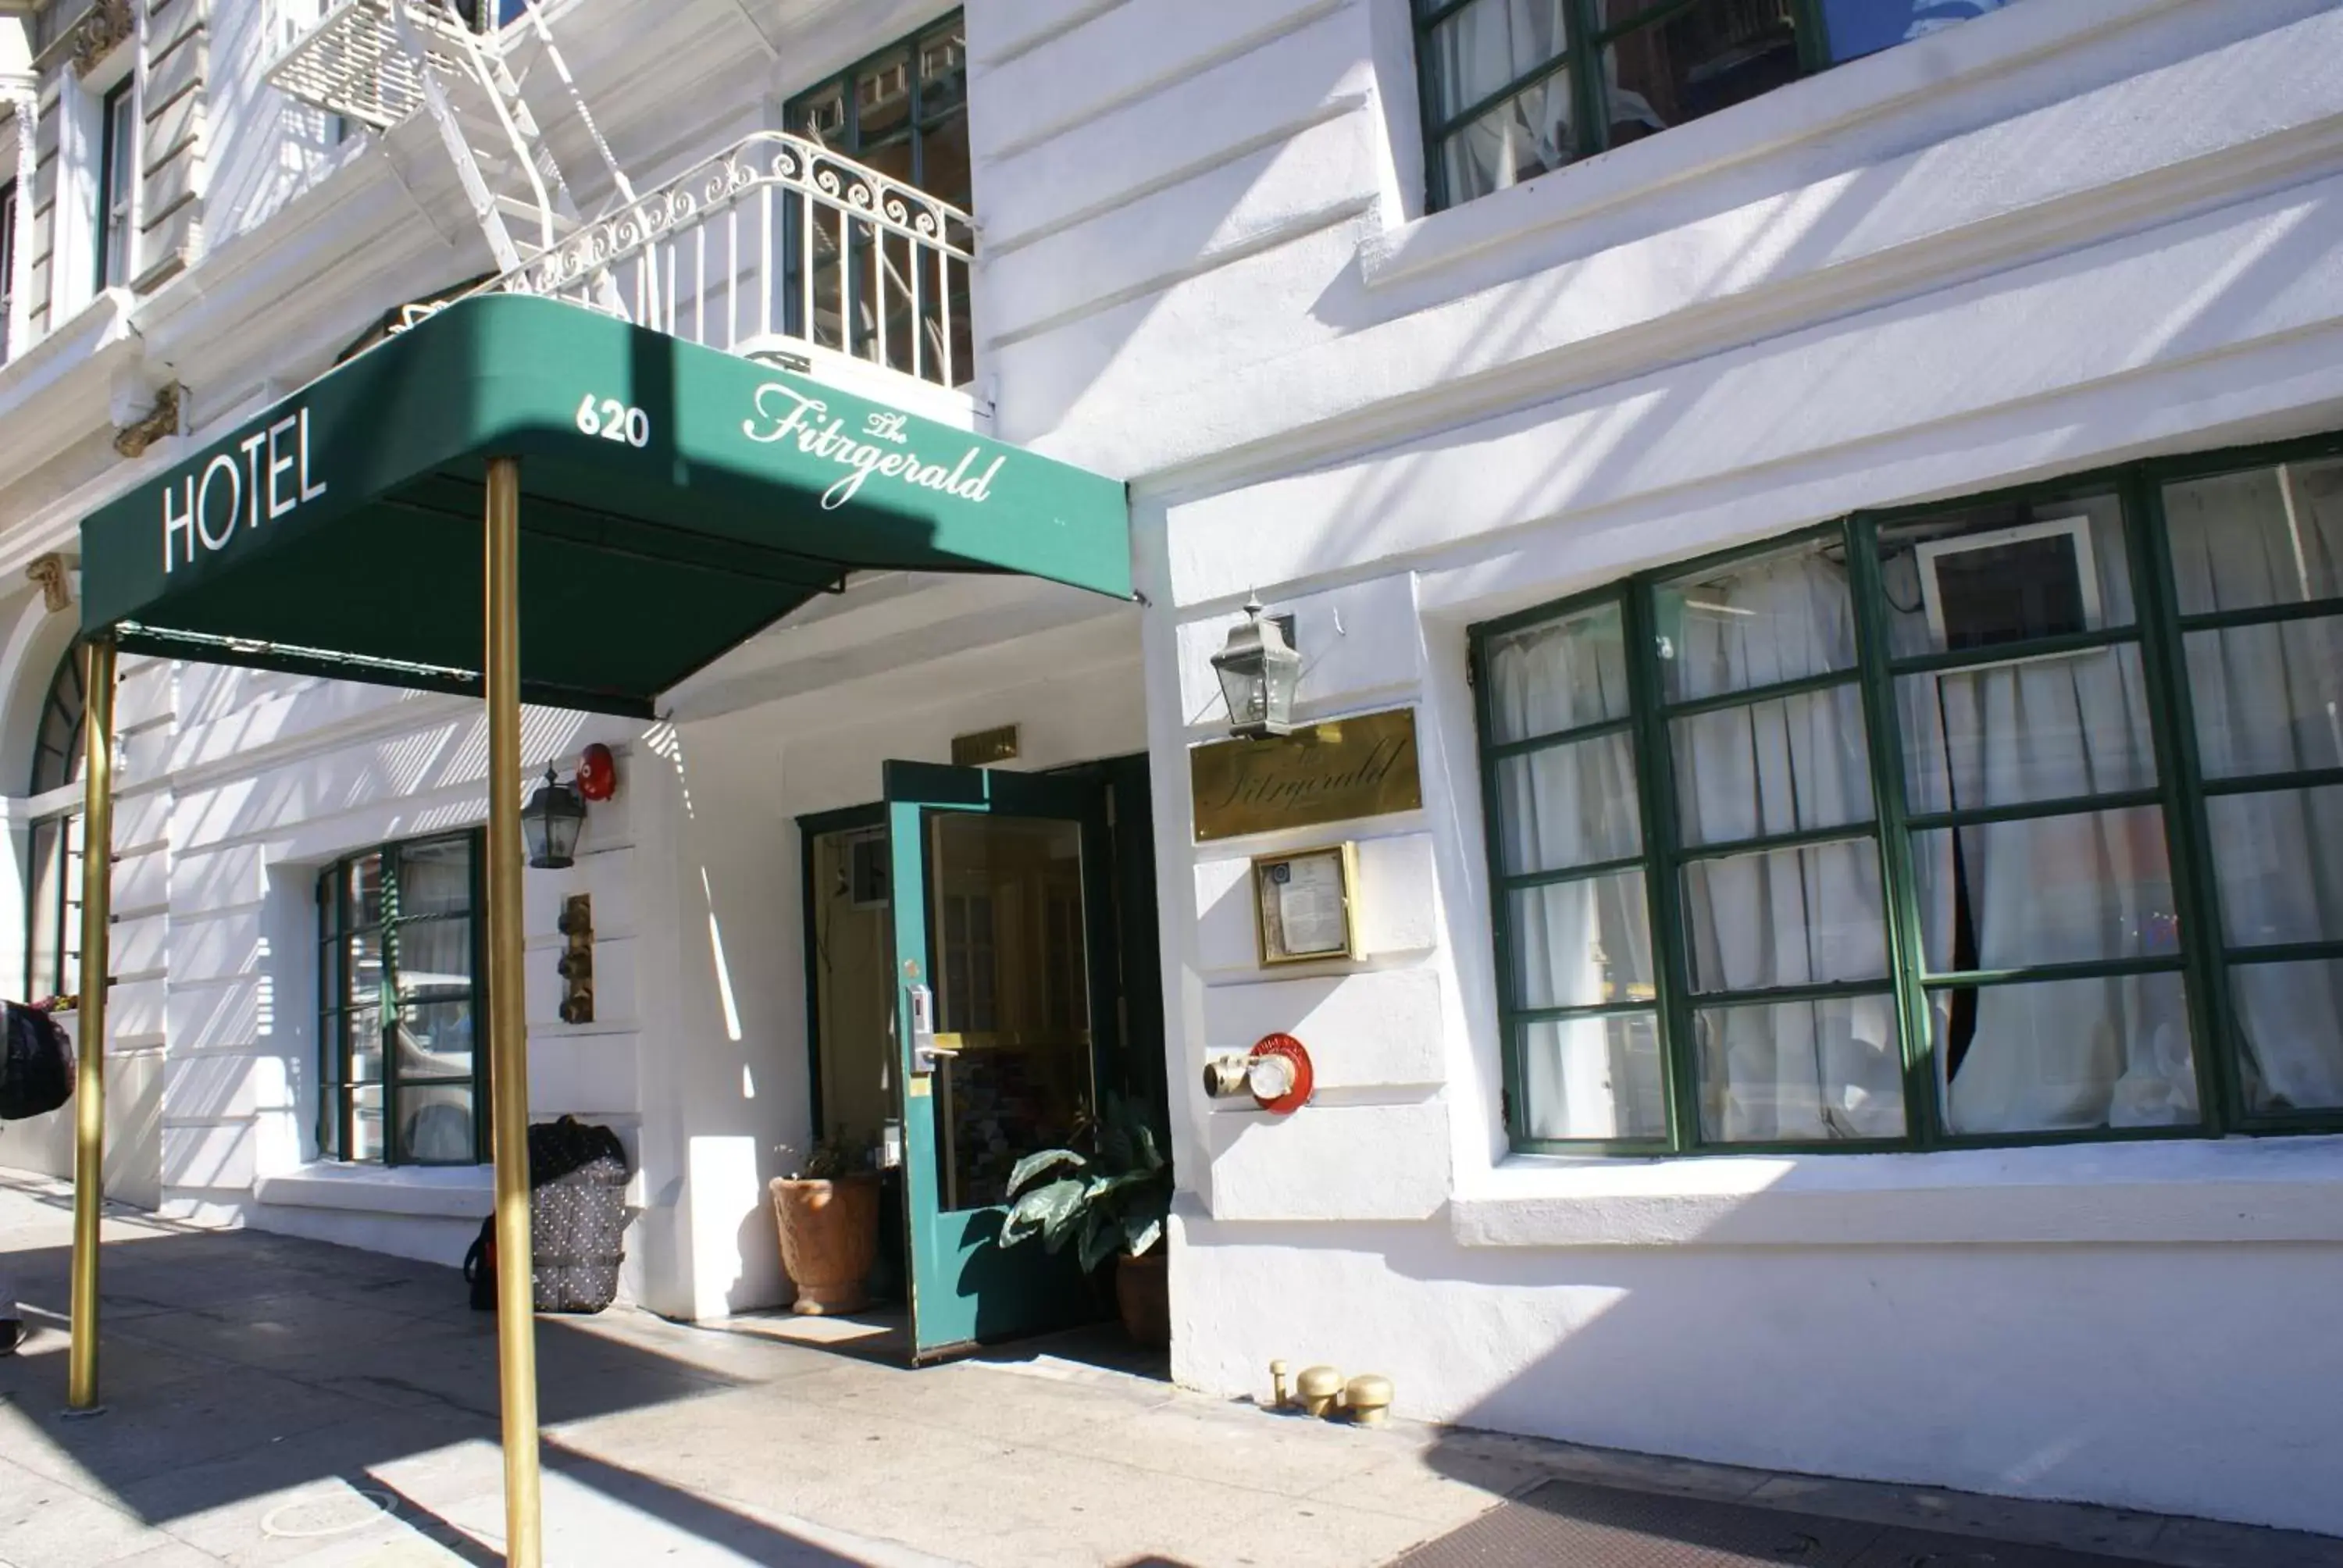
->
xmin=483 ymin=457 xmax=544 ymax=1566
xmin=66 ymin=635 xmax=118 ymax=1413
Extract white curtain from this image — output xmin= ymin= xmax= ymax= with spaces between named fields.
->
xmin=2165 ymin=462 xmax=2343 ymax=1111
xmin=1432 ymin=0 xmax=1576 ymax=201
xmin=1670 ymin=548 xmax=1903 ymax=1140
xmin=1489 ymin=611 xmax=1663 ymax=1138
xmin=1884 ymin=502 xmax=2195 ymax=1132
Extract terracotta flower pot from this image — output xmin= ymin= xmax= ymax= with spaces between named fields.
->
xmin=769 ymin=1174 xmax=879 ymax=1315
xmin=1116 ymin=1249 xmax=1169 ymax=1347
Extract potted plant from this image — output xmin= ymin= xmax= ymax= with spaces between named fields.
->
xmin=769 ymin=1130 xmax=879 ymax=1315
xmin=1000 ymin=1095 xmax=1172 ymax=1346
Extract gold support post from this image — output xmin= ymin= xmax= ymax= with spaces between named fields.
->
xmin=484 ymin=458 xmax=543 ymax=1566
xmin=66 ymin=636 xmax=117 ymax=1413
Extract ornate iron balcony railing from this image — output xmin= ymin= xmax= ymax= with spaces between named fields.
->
xmin=472 ymin=133 xmax=977 ymax=390
xmin=266 ymin=0 xmax=476 ymax=130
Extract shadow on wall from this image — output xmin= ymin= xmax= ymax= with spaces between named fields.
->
xmin=0 ymin=1185 xmax=874 ymax=1565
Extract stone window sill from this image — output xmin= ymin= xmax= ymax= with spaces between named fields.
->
xmin=1452 ymin=1135 xmax=2343 ymax=1249
xmin=255 ymin=1162 xmax=491 ymax=1221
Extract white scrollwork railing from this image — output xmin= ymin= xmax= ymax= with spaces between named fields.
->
xmin=476 ymin=132 xmax=977 ymax=390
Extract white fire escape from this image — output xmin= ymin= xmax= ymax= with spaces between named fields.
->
xmin=266 ymin=0 xmax=975 ymax=388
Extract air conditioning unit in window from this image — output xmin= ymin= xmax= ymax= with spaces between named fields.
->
xmin=846 ymin=829 xmax=890 ymax=909
xmin=1915 ymin=516 xmax=2101 ymax=653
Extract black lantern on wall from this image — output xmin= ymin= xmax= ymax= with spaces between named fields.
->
xmin=519 ymin=768 xmax=587 ymax=869
xmin=1211 ymin=594 xmax=1302 ymax=739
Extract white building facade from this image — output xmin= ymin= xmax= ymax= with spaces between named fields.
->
xmin=5 ymin=0 xmax=2342 ymax=1539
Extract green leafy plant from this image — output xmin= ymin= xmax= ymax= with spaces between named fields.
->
xmin=1000 ymin=1095 xmax=1171 ymax=1271
xmin=778 ymin=1125 xmax=865 ymax=1181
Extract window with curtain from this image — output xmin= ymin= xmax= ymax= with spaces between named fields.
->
xmin=25 ymin=646 xmax=86 ymax=1003
xmin=1473 ymin=439 xmax=2343 ymax=1153
xmin=1414 ymin=0 xmax=2016 ymax=211
xmin=317 ymin=835 xmax=487 ymax=1165
xmin=2 ymin=177 xmax=17 ymax=362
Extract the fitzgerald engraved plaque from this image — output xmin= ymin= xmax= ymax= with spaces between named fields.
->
xmin=1189 ymin=707 xmax=1421 ymax=843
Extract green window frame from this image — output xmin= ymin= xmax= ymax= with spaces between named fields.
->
xmin=316 ymin=832 xmax=489 ymax=1166
xmin=1414 ymin=0 xmax=1988 ymax=213
xmin=95 ymin=79 xmax=135 ymax=292
xmin=1471 ymin=428 xmax=2343 ymax=1155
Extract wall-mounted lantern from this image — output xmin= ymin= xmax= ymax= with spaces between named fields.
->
xmin=1211 ymin=593 xmax=1301 ymax=739
xmin=520 ymin=768 xmax=587 ymax=869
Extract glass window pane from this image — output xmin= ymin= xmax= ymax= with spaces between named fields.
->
xmin=350 ymin=1085 xmax=384 ymax=1161
xmin=1435 ymin=73 xmax=1579 ymax=204
xmin=1681 ymin=838 xmax=1887 ymax=993
xmin=343 ymin=854 xmax=385 ymax=928
xmin=1508 ymin=871 xmax=1652 ymax=1010
xmin=1897 ymin=644 xmax=2159 ymax=816
xmin=1696 ymin=992 xmax=1904 ymax=1142
xmin=1914 ymin=808 xmax=2177 ymax=972
xmin=2163 ymin=459 xmax=2343 ymax=615
xmin=398 ymin=838 xmax=472 ymax=918
xmin=398 ymin=1085 xmax=476 ymax=1164
xmin=395 ymin=918 xmax=473 ymax=999
xmin=2184 ymin=616 xmax=2343 ymax=780
xmin=1519 ymin=1013 xmax=1667 ymax=1140
xmin=1485 ymin=601 xmax=1629 ymax=743
xmin=1599 ymin=0 xmax=1798 ymax=150
xmin=1935 ymin=971 xmax=2197 ymax=1135
xmin=398 ymin=999 xmax=475 ymax=1078
xmin=1657 ymin=540 xmax=1856 ymax=703
xmin=1819 ymin=0 xmax=2016 ymax=63
xmin=2207 ymin=787 xmax=2343 ymax=950
xmin=2233 ymin=959 xmax=2343 ymax=1115
xmin=347 ymin=1006 xmax=383 ymax=1084
xmin=1878 ymin=493 xmax=2134 ymax=659
xmin=344 ymin=929 xmax=384 ymax=1007
xmin=1673 ymin=683 xmax=1873 ymax=846
xmin=1424 ymin=0 xmax=1570 ymax=125
xmin=1495 ymin=732 xmax=1642 ymax=875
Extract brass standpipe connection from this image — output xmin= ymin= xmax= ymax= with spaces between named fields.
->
xmin=1296 ymin=1366 xmax=1344 ymax=1418
xmin=1345 ymin=1374 xmax=1394 ymax=1428
xmin=1269 ymin=1360 xmax=1290 ymax=1409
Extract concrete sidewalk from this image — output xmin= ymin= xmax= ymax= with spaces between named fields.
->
xmin=3 ymin=1173 xmax=2339 ymax=1568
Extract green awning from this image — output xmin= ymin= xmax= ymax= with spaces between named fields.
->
xmin=78 ymin=295 xmax=1131 ymax=716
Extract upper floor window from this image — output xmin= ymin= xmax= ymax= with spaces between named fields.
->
xmin=1416 ymin=0 xmax=2015 ymax=211
xmin=785 ymin=14 xmax=970 ymax=215
xmin=96 ymin=81 xmax=135 ymax=291
xmin=1471 ymin=440 xmax=2343 ymax=1153
xmin=318 ymin=835 xmax=487 ymax=1165
xmin=1 ymin=178 xmax=16 ymax=358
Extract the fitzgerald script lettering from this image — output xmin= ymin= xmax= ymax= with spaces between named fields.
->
xmin=162 ymin=406 xmax=327 ymax=573
xmin=1209 ymin=736 xmax=1410 ymax=815
xmin=744 ymin=384 xmax=1003 ymax=511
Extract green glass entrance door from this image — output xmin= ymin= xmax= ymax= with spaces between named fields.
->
xmin=884 ymin=761 xmax=1117 ymax=1360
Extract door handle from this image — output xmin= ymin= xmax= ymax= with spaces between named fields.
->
xmin=908 ymin=983 xmax=957 ymax=1074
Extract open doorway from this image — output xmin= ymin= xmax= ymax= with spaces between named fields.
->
xmin=790 ymin=754 xmax=1164 ymax=1367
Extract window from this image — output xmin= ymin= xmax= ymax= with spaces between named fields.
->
xmin=317 ymin=835 xmax=487 ymax=1165
xmin=25 ymin=647 xmax=87 ymax=1003
xmin=96 ymin=80 xmax=135 ymax=290
xmin=783 ymin=13 xmax=972 ymax=381
xmin=1472 ymin=437 xmax=2343 ymax=1153
xmin=2 ymin=177 xmax=16 ymax=359
xmin=1415 ymin=0 xmax=2015 ymax=211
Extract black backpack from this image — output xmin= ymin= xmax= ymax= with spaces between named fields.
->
xmin=0 ymin=1003 xmax=73 ymax=1121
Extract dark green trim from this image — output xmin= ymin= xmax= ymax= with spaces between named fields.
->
xmin=1672 ymin=820 xmax=1877 ymax=865
xmin=2225 ymin=941 xmax=2343 ymax=966
xmin=1660 ymin=665 xmax=1858 ymax=721
xmin=1623 ymin=582 xmax=1699 ymax=1151
xmin=1498 ymin=853 xmax=1650 ymax=893
xmin=1485 ymin=712 xmax=1635 ymax=761
xmin=2174 ymin=597 xmax=2343 ymax=633
xmin=1686 ymin=978 xmax=1898 ymax=1009
xmin=1904 ymin=788 xmax=2165 ymax=833
xmin=2202 ymin=767 xmax=2343 ymax=796
xmin=1917 ymin=957 xmax=2188 ymax=989
xmin=1886 ymin=625 xmax=2138 ymax=676
xmin=1509 ymin=1001 xmax=1661 ymax=1026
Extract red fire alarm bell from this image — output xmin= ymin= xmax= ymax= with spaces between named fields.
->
xmin=576 ymin=743 xmax=618 ymax=802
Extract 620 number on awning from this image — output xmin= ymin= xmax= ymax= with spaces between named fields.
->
xmin=576 ymin=394 xmax=651 ymax=449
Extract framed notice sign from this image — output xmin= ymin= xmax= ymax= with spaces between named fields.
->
xmin=1253 ymin=843 xmax=1361 ymax=966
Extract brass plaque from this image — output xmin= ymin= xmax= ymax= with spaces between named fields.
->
xmin=950 ymin=724 xmax=1020 ymax=767
xmin=1190 ymin=707 xmax=1422 ymax=842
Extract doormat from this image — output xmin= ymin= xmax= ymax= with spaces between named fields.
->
xmin=1393 ymin=1477 xmax=2156 ymax=1567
